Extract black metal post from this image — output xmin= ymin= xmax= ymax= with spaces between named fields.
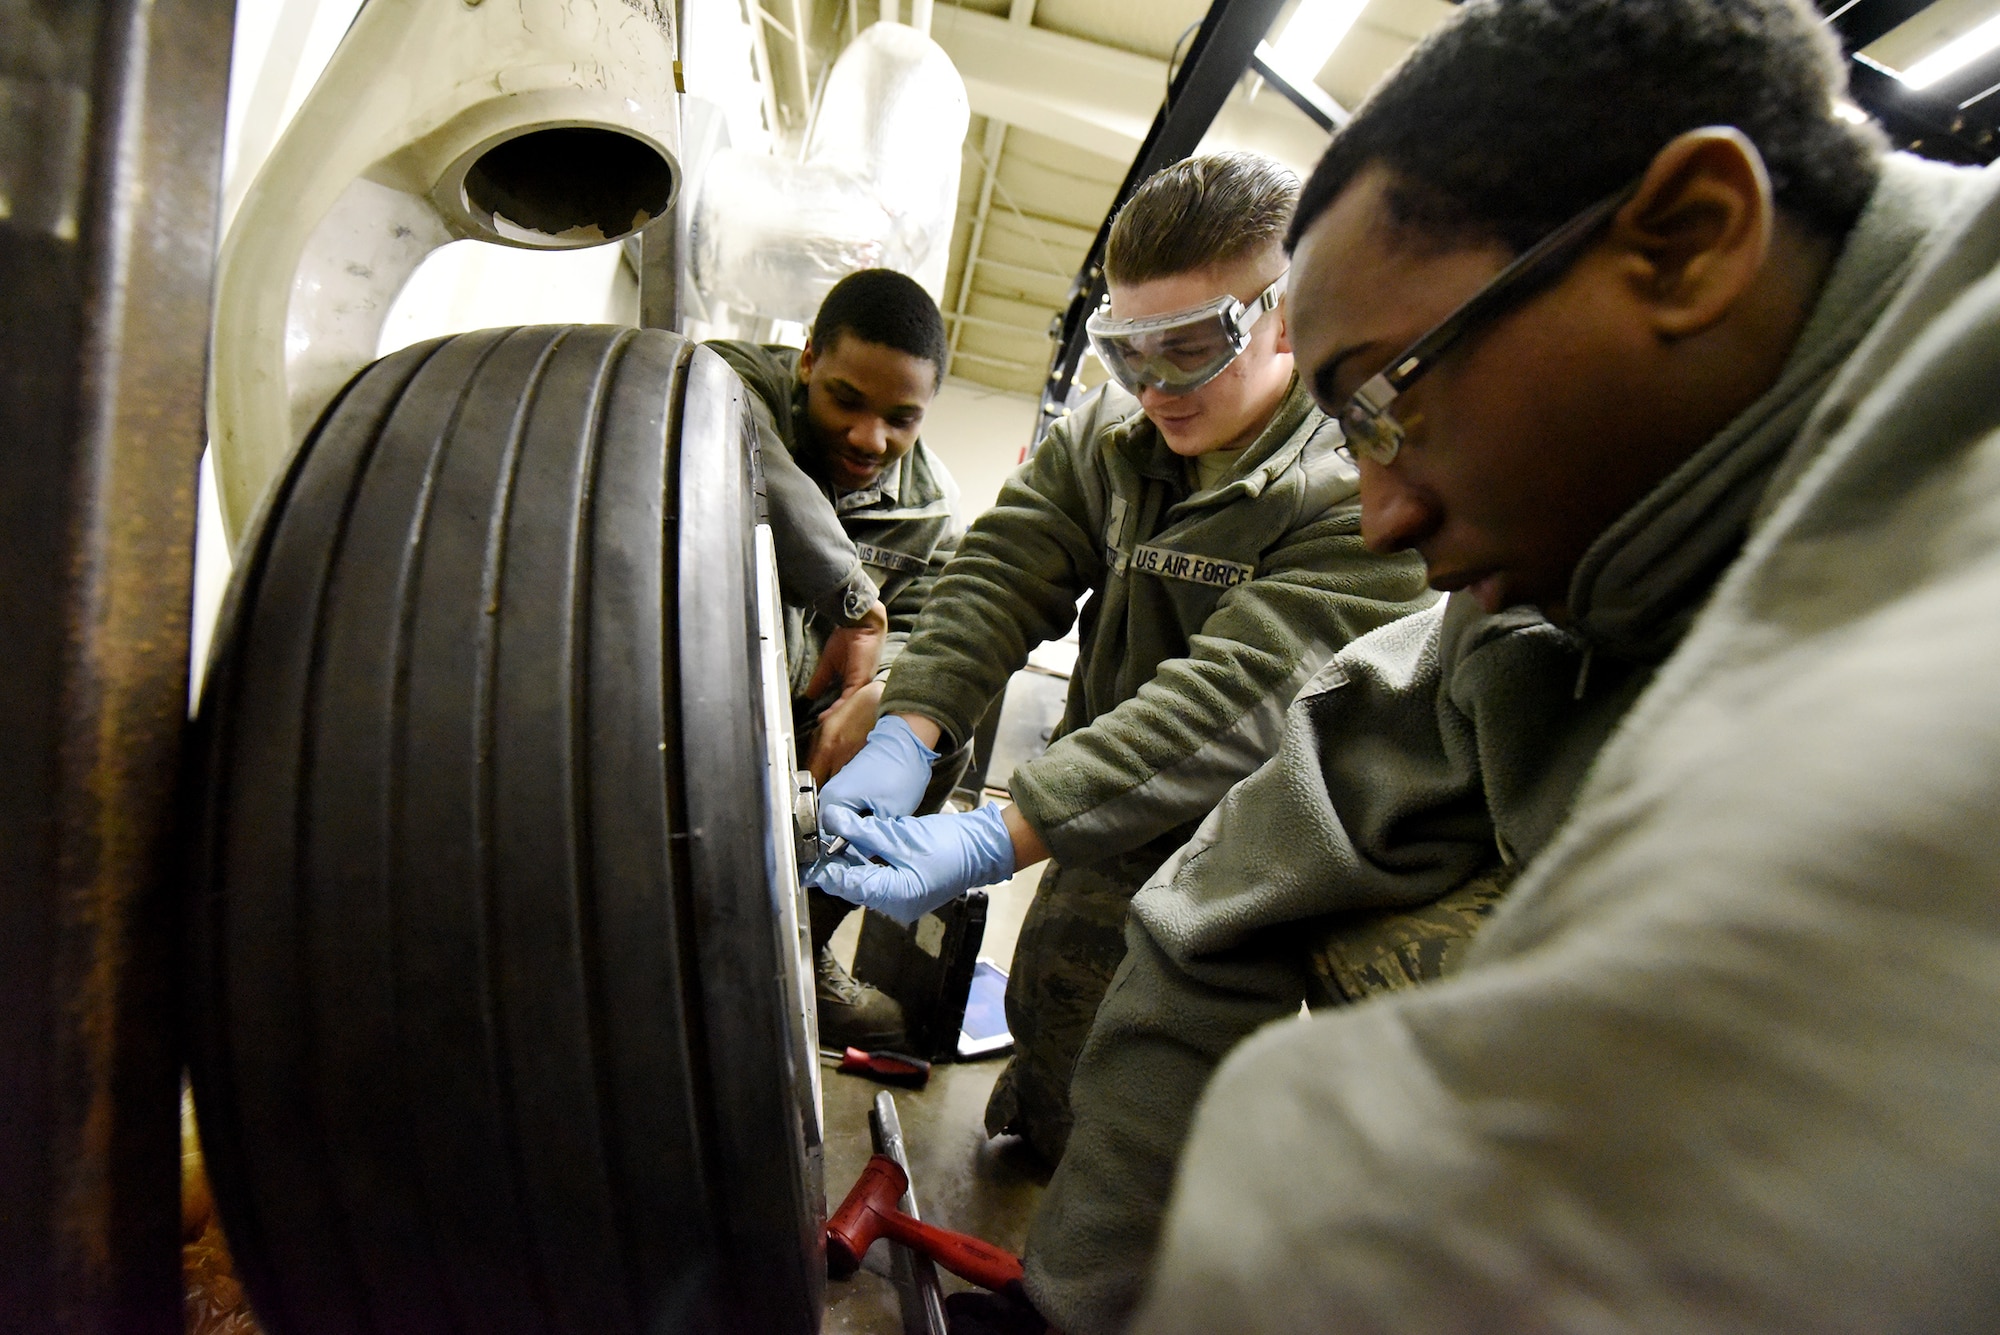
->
xmin=0 ymin=0 xmax=233 ymax=1328
xmin=1248 ymin=41 xmax=1350 ymax=133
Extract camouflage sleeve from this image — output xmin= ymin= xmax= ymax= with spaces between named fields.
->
xmin=1305 ymin=867 xmax=1515 ymax=1004
xmin=879 ymin=420 xmax=1103 ymax=746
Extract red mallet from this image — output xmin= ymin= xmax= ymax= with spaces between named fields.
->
xmin=826 ymin=1154 xmax=1024 ymax=1291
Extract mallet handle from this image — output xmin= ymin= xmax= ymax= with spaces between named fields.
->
xmin=827 ymin=1154 xmax=1025 ymax=1291
xmin=876 ymin=1209 xmax=1025 ymax=1291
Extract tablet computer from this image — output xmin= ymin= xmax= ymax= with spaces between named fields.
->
xmin=957 ymin=958 xmax=1013 ymax=1059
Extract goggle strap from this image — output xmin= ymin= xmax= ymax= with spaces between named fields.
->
xmin=1230 ymin=271 xmax=1288 ymax=339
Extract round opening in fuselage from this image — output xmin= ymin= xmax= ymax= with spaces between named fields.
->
xmin=463 ymin=127 xmax=674 ymax=244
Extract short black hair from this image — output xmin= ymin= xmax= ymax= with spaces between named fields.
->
xmin=1287 ymin=0 xmax=1885 ymax=257
xmin=810 ymin=268 xmax=950 ymax=387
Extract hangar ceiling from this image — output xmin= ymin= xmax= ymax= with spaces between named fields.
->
xmin=753 ymin=0 xmax=2000 ymax=399
xmin=757 ymin=0 xmax=1457 ymax=395
xmin=930 ymin=0 xmax=1456 ymax=395
xmin=936 ymin=0 xmax=1459 ymax=395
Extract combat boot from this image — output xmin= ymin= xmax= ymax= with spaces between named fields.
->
xmin=809 ymin=887 xmax=909 ymax=1052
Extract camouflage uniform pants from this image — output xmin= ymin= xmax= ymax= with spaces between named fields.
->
xmin=983 ymin=851 xmax=1162 ymax=1164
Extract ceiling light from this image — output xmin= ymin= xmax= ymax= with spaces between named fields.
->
xmin=1895 ymin=11 xmax=2000 ymax=90
xmin=1268 ymin=0 xmax=1369 ymax=89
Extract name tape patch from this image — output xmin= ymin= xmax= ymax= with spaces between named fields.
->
xmin=1131 ymin=543 xmax=1255 ymax=589
xmin=856 ymin=542 xmax=927 ymax=576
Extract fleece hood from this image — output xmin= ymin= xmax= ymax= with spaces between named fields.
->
xmin=1565 ymin=152 xmax=1977 ymax=664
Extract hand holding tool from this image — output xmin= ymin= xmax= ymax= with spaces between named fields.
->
xmin=827 ymin=1155 xmax=1024 ymax=1291
xmin=812 ymin=803 xmax=1015 ymax=925
xmin=802 ymin=832 xmax=868 ymax=895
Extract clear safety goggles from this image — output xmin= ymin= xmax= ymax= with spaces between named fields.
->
xmin=1086 ymin=271 xmax=1288 ymax=397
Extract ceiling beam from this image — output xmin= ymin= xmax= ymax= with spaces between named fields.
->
xmin=945 ymin=309 xmax=1044 ymax=335
xmin=1820 ymin=0 xmax=1936 ymax=51
xmin=948 ymin=118 xmax=1010 ymax=379
xmin=928 ymin=5 xmax=1330 ymax=170
xmin=930 ymin=5 xmax=1158 ymax=159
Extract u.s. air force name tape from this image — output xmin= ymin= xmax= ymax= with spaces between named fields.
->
xmin=1131 ymin=543 xmax=1255 ymax=589
xmin=855 ymin=543 xmax=927 ymax=575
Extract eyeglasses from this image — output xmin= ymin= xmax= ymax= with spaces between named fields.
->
xmin=1087 ymin=271 xmax=1289 ymax=398
xmin=1329 ymin=178 xmax=1642 ymax=467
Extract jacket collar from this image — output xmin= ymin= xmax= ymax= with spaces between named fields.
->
xmin=1565 ymin=152 xmax=1973 ymax=663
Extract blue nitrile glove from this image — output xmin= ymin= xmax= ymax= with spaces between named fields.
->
xmin=817 ymin=714 xmax=939 ymax=822
xmin=810 ymin=803 xmax=1016 ymax=926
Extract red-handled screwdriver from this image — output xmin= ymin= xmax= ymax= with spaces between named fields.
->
xmin=822 ymin=1046 xmax=931 ymax=1089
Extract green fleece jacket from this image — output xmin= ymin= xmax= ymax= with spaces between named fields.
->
xmin=1024 ymin=151 xmax=1982 ymax=1335
xmin=706 ymin=341 xmax=961 ymax=695
xmin=879 ymin=377 xmax=1433 ymax=866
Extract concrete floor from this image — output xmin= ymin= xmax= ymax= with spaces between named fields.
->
xmin=821 ymin=857 xmax=1051 ymax=1333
